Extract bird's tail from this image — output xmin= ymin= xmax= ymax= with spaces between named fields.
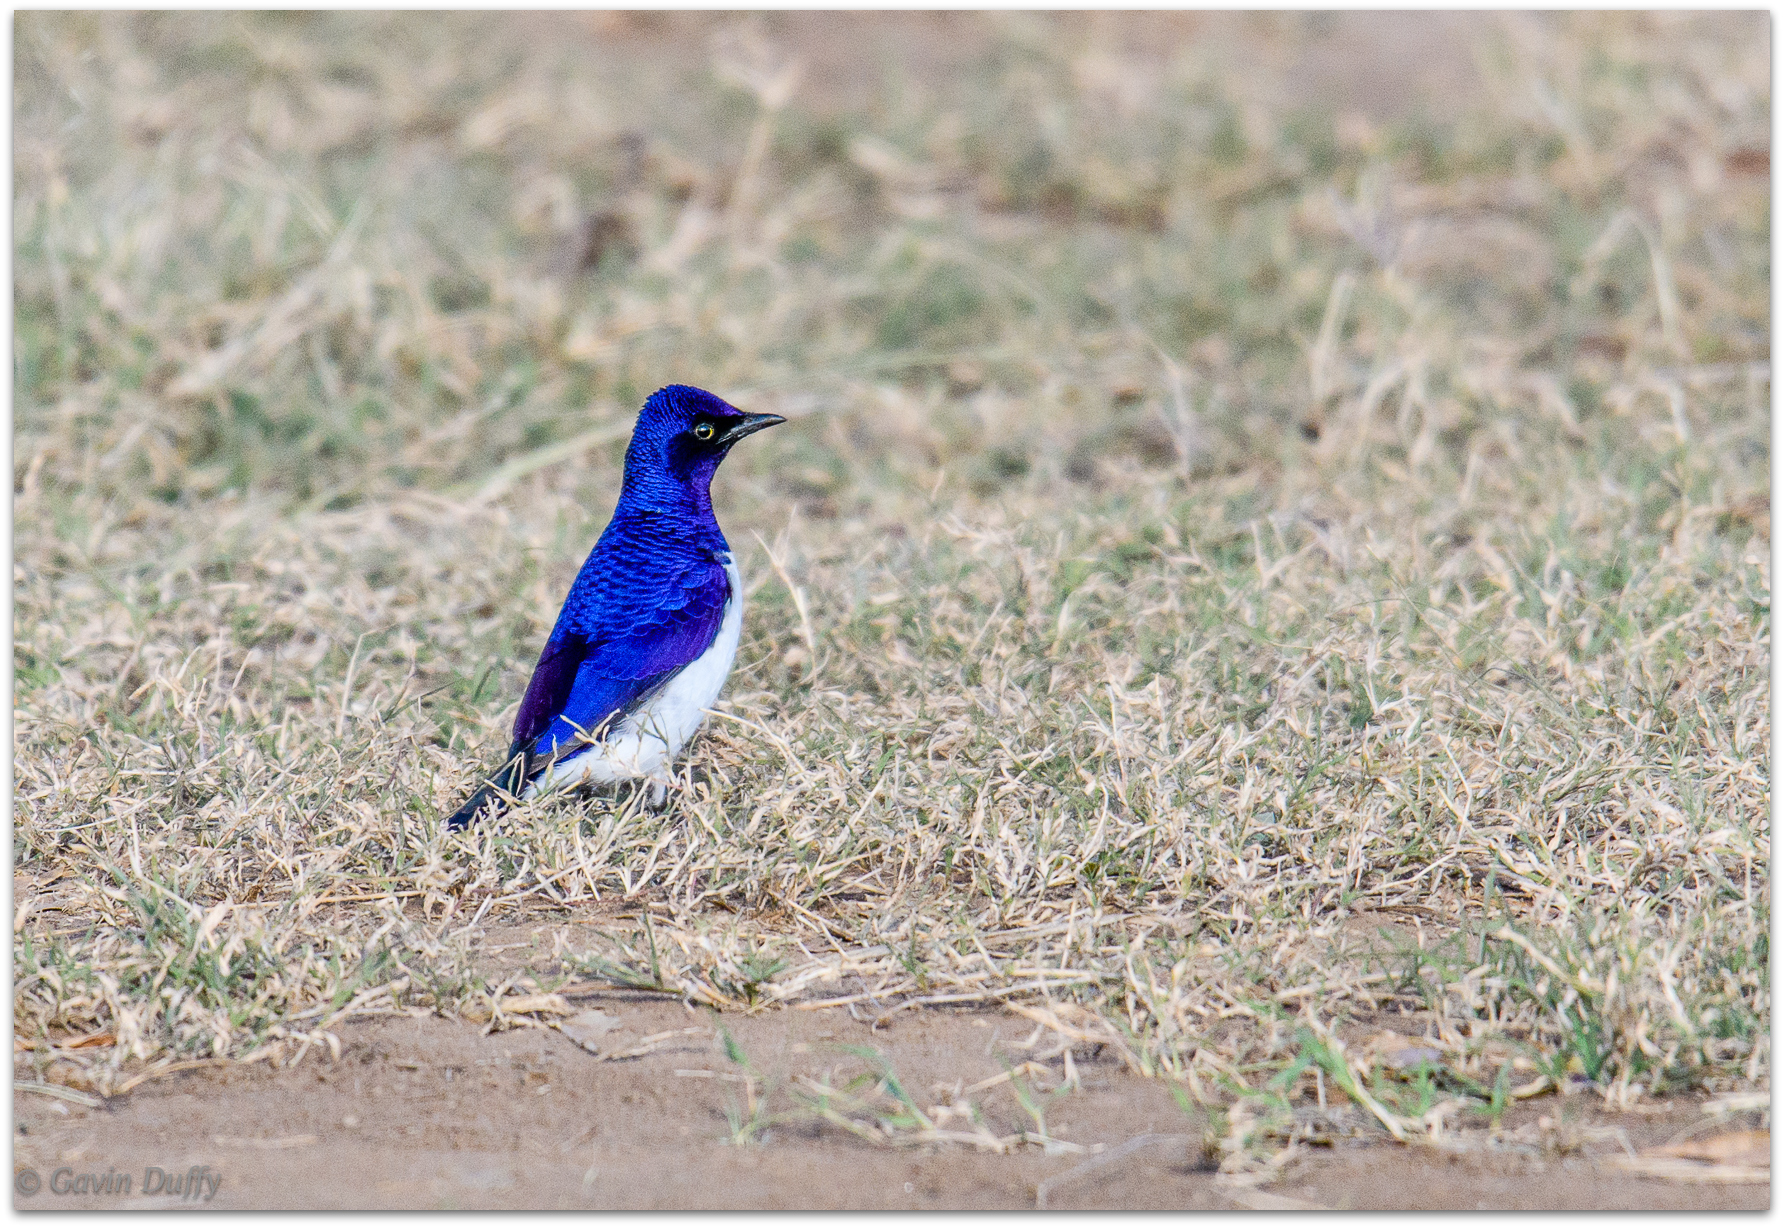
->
xmin=446 ymin=753 xmax=528 ymax=831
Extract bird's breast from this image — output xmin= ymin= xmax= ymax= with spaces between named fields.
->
xmin=627 ymin=558 xmax=742 ymax=743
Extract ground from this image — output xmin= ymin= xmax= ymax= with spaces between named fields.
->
xmin=14 ymin=1006 xmax=1768 ymax=1211
xmin=12 ymin=11 xmax=1770 ymax=1211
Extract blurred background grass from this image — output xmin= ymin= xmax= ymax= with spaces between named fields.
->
xmin=18 ymin=12 xmax=1766 ymax=516
xmin=13 ymin=12 xmax=1771 ymax=1120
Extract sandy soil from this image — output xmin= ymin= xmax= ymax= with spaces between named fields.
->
xmin=12 ymin=1002 xmax=1767 ymax=1211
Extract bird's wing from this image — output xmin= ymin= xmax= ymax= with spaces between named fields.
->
xmin=509 ymin=635 xmax=591 ymax=756
xmin=510 ymin=558 xmax=732 ymax=768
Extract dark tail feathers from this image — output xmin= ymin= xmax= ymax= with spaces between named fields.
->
xmin=447 ymin=754 xmax=528 ymax=830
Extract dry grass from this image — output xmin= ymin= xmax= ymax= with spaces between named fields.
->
xmin=13 ymin=10 xmax=1769 ymax=1158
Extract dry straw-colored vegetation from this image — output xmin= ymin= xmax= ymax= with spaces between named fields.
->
xmin=14 ymin=11 xmax=1768 ymax=1159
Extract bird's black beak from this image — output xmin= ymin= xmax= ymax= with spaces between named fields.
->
xmin=717 ymin=412 xmax=786 ymax=446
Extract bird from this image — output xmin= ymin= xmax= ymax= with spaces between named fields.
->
xmin=447 ymin=385 xmax=784 ymax=830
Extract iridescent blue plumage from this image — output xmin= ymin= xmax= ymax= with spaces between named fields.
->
xmin=449 ymin=385 xmax=784 ymax=829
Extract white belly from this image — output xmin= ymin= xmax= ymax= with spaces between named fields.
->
xmin=525 ymin=560 xmax=741 ymax=796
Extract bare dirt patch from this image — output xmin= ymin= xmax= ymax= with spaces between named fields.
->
xmin=14 ymin=1008 xmax=1767 ymax=1211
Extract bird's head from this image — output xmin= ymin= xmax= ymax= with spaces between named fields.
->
xmin=623 ymin=385 xmax=785 ymax=501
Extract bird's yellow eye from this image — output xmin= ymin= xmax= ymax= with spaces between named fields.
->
xmin=693 ymin=422 xmax=715 ymax=441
